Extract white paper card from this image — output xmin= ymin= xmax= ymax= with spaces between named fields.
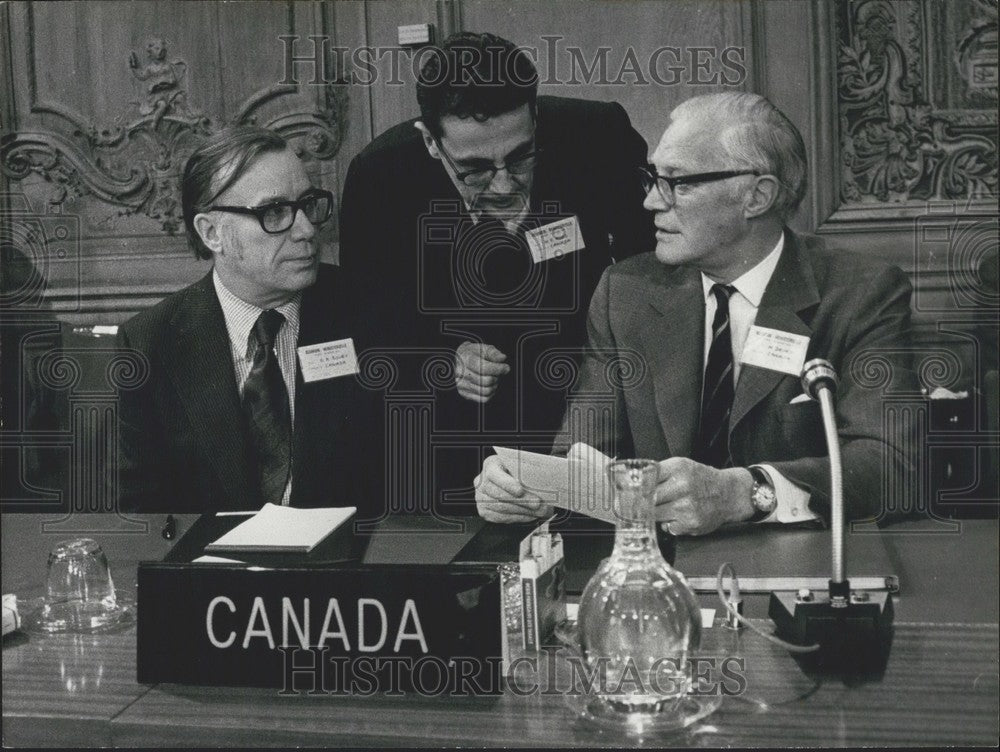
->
xmin=492 ymin=444 xmax=617 ymax=524
xmin=206 ymin=503 xmax=356 ymax=553
xmin=740 ymin=325 xmax=810 ymax=376
xmin=297 ymin=338 xmax=359 ymax=383
xmin=525 ymin=216 xmax=584 ymax=263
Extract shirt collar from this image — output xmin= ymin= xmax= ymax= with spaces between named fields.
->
xmin=213 ymin=270 xmax=301 ymax=360
xmin=468 ymin=205 xmax=530 ymax=235
xmin=701 ymin=231 xmax=785 ymax=307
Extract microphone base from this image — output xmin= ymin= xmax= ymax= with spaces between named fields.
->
xmin=769 ymin=586 xmax=894 ymax=680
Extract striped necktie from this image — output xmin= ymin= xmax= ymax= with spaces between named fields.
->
xmin=243 ymin=309 xmax=291 ymax=505
xmin=693 ymin=284 xmax=737 ymax=468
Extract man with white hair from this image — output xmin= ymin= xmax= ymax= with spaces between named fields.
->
xmin=475 ymin=92 xmax=917 ymax=536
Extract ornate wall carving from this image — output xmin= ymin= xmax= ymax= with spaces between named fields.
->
xmin=834 ymin=0 xmax=997 ymax=211
xmin=2 ymin=36 xmax=348 ymax=236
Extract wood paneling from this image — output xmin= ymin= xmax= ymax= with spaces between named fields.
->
xmin=363 ymin=0 xmax=438 ymax=140
xmin=460 ymin=0 xmax=755 ymax=150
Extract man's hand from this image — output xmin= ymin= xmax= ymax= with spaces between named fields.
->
xmin=455 ymin=342 xmax=511 ymax=403
xmin=474 ymin=455 xmax=553 ymax=523
xmin=654 ymin=458 xmax=755 ymax=536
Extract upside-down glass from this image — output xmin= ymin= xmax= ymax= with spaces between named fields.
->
xmin=35 ymin=538 xmax=130 ymax=633
xmin=577 ymin=459 xmax=702 ymax=712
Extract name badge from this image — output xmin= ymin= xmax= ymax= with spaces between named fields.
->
xmin=740 ymin=325 xmax=809 ymax=377
xmin=297 ymin=338 xmax=359 ymax=382
xmin=525 ymin=216 xmax=584 ymax=263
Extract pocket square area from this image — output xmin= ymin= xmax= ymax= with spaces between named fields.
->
xmin=789 ymin=393 xmax=812 ymax=404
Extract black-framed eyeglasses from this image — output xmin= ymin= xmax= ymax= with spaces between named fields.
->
xmin=435 ymin=138 xmax=541 ymax=188
xmin=639 ymin=165 xmax=760 ymax=202
xmin=209 ymin=189 xmax=334 ymax=234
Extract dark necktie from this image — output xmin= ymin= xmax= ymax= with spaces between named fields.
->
xmin=693 ymin=284 xmax=737 ymax=469
xmin=243 ymin=309 xmax=291 ymax=505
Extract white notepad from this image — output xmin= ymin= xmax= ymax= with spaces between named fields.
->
xmin=205 ymin=503 xmax=357 ymax=554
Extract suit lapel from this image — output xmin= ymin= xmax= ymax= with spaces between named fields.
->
xmin=165 ymin=273 xmax=257 ymax=507
xmin=729 ymin=231 xmax=820 ymax=433
xmin=637 ymin=266 xmax=704 ymax=459
xmin=292 ymin=270 xmax=353 ymax=493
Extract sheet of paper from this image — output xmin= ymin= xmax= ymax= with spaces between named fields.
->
xmin=192 ymin=554 xmax=246 ymax=565
xmin=492 ymin=445 xmax=618 ymax=524
xmin=205 ymin=503 xmax=356 ymax=553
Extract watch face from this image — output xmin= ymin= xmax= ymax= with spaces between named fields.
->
xmin=752 ymin=482 xmax=777 ymax=513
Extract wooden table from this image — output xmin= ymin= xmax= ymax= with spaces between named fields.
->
xmin=3 ymin=515 xmax=998 ymax=747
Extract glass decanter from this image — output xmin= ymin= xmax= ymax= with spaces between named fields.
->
xmin=577 ymin=459 xmax=702 ymax=712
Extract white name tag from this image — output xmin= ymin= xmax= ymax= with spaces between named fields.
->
xmin=297 ymin=338 xmax=359 ymax=383
xmin=740 ymin=325 xmax=809 ymax=377
xmin=525 ymin=216 xmax=584 ymax=263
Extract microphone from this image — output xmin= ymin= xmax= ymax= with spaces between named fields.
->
xmin=801 ymin=358 xmax=838 ymax=399
xmin=768 ymin=359 xmax=894 ymax=677
xmin=801 ymin=359 xmax=844 ymax=584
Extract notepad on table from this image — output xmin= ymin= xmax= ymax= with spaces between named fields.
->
xmin=205 ymin=503 xmax=357 ymax=554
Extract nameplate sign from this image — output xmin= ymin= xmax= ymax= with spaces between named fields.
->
xmin=137 ymin=562 xmax=504 ymax=694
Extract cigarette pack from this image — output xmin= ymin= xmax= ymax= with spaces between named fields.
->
xmin=2 ymin=594 xmax=20 ymax=637
xmin=519 ymin=521 xmax=566 ymax=651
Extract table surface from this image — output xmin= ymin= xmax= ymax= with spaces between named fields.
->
xmin=3 ymin=514 xmax=998 ymax=747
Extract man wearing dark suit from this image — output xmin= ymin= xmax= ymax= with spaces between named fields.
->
xmin=117 ymin=126 xmax=378 ymax=513
xmin=476 ymin=92 xmax=917 ymax=534
xmin=339 ymin=32 xmax=654 ymax=516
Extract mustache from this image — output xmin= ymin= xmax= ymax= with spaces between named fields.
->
xmin=469 ymin=191 xmax=529 ymax=211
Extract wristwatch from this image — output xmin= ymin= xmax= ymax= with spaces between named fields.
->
xmin=748 ymin=466 xmax=777 ymax=522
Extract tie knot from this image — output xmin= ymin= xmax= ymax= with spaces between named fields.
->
xmin=711 ymin=284 xmax=736 ymax=305
xmin=254 ymin=309 xmax=284 ymax=348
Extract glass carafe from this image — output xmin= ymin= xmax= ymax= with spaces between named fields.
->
xmin=577 ymin=459 xmax=702 ymax=712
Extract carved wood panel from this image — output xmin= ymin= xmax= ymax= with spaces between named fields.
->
xmin=813 ymin=0 xmax=997 ymax=224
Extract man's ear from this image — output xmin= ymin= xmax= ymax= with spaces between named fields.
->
xmin=193 ymin=212 xmax=224 ymax=256
xmin=414 ymin=121 xmax=441 ymax=160
xmin=743 ymin=175 xmax=780 ymax=220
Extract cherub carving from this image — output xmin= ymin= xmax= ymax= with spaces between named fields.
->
xmin=129 ymin=37 xmax=188 ymax=121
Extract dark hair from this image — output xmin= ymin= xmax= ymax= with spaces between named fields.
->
xmin=181 ymin=126 xmax=289 ymax=259
xmin=416 ymin=32 xmax=538 ymax=139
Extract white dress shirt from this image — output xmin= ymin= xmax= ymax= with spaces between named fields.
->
xmin=213 ymin=271 xmax=301 ymax=505
xmin=700 ymin=234 xmax=819 ymax=524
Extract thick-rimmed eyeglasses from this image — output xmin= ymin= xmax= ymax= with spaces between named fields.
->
xmin=639 ymin=165 xmax=760 ymax=202
xmin=435 ymin=139 xmax=541 ymax=188
xmin=209 ymin=189 xmax=334 ymax=234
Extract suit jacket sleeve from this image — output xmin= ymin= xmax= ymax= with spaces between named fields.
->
xmin=765 ymin=267 xmax=918 ymax=520
xmin=553 ymin=267 xmax=636 ymax=459
xmin=338 ymin=154 xmax=374 ymax=275
xmin=114 ymin=326 xmax=164 ymax=512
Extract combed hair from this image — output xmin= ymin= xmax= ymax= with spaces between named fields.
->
xmin=672 ymin=93 xmax=807 ymax=221
xmin=181 ymin=126 xmax=289 ymax=259
xmin=416 ymin=32 xmax=538 ymax=139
